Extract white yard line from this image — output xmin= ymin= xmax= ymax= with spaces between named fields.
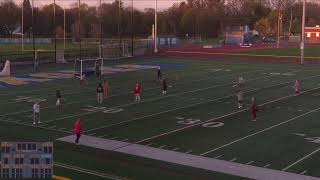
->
xmin=99 ymin=134 xmax=109 ymax=138
xmin=263 ymin=164 xmax=271 ymax=168
xmin=201 ymin=102 xmax=320 ymax=156
xmin=46 ymin=73 xmax=278 ymax=125
xmin=246 ymin=161 xmax=254 ymax=165
xmin=0 ymin=118 xmax=71 ymax=134
xmin=54 ymin=162 xmax=128 ymax=180
xmin=134 ymin=86 xmax=320 ymax=145
xmin=300 ymin=171 xmax=308 ymax=175
xmin=86 ymin=74 xmax=299 ymax=133
xmin=159 ymin=145 xmax=167 ymax=149
xmin=0 ymin=69 xmax=264 ymax=116
xmin=282 ymin=147 xmax=320 ymax=171
xmin=230 ymin=158 xmax=237 ymax=162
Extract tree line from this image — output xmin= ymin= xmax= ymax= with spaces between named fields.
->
xmin=1 ymin=0 xmax=320 ymax=39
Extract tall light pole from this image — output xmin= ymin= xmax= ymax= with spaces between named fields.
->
xmin=63 ymin=3 xmax=66 ymax=50
xmin=54 ymin=0 xmax=56 ymax=62
xmin=277 ymin=12 xmax=282 ymax=48
xmin=31 ymin=0 xmax=35 ymax=59
xmin=78 ymin=0 xmax=82 ymax=61
xmin=131 ymin=0 xmax=134 ymax=56
xmin=22 ymin=1 xmax=24 ymax=51
xmin=301 ymin=0 xmax=306 ymax=65
xmin=154 ymin=0 xmax=158 ymax=53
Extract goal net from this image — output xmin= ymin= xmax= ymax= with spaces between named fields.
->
xmin=73 ymin=58 xmax=106 ymax=78
xmin=56 ymin=50 xmax=67 ymax=63
xmin=35 ymin=49 xmax=66 ymax=63
xmin=99 ymin=43 xmax=131 ymax=60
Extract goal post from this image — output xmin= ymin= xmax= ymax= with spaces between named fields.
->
xmin=99 ymin=43 xmax=131 ymax=60
xmin=34 ymin=49 xmax=66 ymax=64
xmin=73 ymin=58 xmax=105 ymax=78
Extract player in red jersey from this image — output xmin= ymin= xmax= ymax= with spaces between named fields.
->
xmin=133 ymin=83 xmax=141 ymax=102
xmin=250 ymin=96 xmax=258 ymax=121
xmin=294 ymin=79 xmax=299 ymax=96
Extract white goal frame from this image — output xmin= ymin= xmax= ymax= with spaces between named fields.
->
xmin=99 ymin=43 xmax=132 ymax=60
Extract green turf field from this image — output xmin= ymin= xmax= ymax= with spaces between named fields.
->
xmin=2 ymin=56 xmax=320 ymax=179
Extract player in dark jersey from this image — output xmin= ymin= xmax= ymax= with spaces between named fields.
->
xmin=56 ymin=88 xmax=62 ymax=107
xmin=97 ymin=83 xmax=104 ymax=104
xmin=157 ymin=67 xmax=162 ymax=81
xmin=162 ymin=79 xmax=168 ymax=95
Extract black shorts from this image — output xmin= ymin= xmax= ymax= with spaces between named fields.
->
xmin=238 ymin=100 xmax=243 ymax=103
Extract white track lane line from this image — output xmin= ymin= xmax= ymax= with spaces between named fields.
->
xmin=282 ymin=147 xmax=320 ymax=171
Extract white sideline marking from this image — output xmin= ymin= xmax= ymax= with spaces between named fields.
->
xmin=159 ymin=145 xmax=166 ymax=148
xmin=110 ymin=137 xmax=118 ymax=140
xmin=54 ymin=162 xmax=128 ymax=180
xmin=292 ymin=133 xmax=306 ymax=137
xmin=201 ymin=105 xmax=320 ymax=156
xmin=185 ymin=150 xmax=192 ymax=154
xmin=214 ymin=155 xmax=222 ymax=159
xmin=246 ymin=161 xmax=254 ymax=165
xmin=172 ymin=148 xmax=179 ymax=151
xmin=230 ymin=158 xmax=237 ymax=162
xmin=47 ymin=126 xmax=56 ymax=129
xmin=88 ymin=133 xmax=96 ymax=136
xmin=300 ymin=171 xmax=307 ymax=175
xmin=264 ymin=164 xmax=271 ymax=168
xmin=99 ymin=134 xmax=109 ymax=138
xmin=135 ymin=86 xmax=320 ymax=146
xmin=58 ymin=135 xmax=320 ymax=180
xmin=282 ymin=147 xmax=320 ymax=171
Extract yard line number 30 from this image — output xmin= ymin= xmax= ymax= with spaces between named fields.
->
xmin=176 ymin=117 xmax=224 ymax=128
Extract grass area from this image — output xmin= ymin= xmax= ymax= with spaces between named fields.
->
xmin=1 ymin=56 xmax=320 ymax=179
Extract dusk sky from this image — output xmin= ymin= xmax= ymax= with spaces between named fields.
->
xmin=15 ymin=0 xmax=185 ymax=10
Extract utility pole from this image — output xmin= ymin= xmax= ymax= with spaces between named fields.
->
xmin=31 ymin=0 xmax=35 ymax=60
xmin=99 ymin=0 xmax=102 ymax=45
xmin=54 ymin=0 xmax=56 ymax=62
xmin=289 ymin=12 xmax=293 ymax=36
xmin=78 ymin=0 xmax=82 ymax=61
xmin=277 ymin=12 xmax=282 ymax=48
xmin=154 ymin=0 xmax=158 ymax=53
xmin=301 ymin=0 xmax=306 ymax=65
xmin=118 ymin=0 xmax=122 ymax=47
xmin=131 ymin=0 xmax=134 ymax=56
xmin=63 ymin=4 xmax=66 ymax=50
